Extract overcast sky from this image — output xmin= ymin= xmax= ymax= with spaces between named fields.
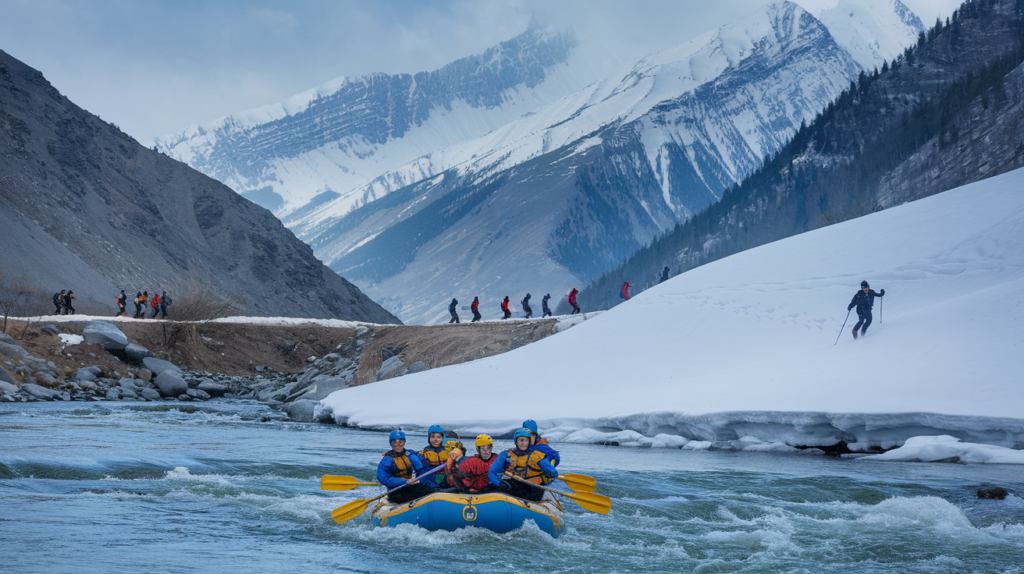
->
xmin=1 ymin=0 xmax=961 ymax=146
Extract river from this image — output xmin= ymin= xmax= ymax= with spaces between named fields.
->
xmin=2 ymin=401 xmax=1022 ymax=573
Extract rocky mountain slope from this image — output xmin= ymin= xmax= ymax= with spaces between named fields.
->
xmin=581 ymin=0 xmax=1024 ymax=310
xmin=156 ymin=27 xmax=620 ymax=217
xmin=290 ymin=1 xmax=923 ymax=323
xmin=0 ymin=49 xmax=399 ymax=323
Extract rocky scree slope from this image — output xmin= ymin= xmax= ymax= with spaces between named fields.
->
xmin=582 ymin=0 xmax=1024 ymax=310
xmin=0 ymin=49 xmax=398 ymax=323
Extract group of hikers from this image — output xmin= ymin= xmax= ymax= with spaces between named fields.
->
xmin=448 ymin=289 xmax=581 ymax=324
xmin=51 ymin=290 xmax=76 ymax=315
xmin=116 ymin=289 xmax=172 ymax=319
xmin=377 ymin=420 xmax=559 ymax=504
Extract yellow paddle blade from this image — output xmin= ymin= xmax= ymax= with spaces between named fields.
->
xmin=330 ymin=496 xmax=378 ymax=524
xmin=563 ymin=490 xmax=611 ymax=515
xmin=558 ymin=475 xmax=595 ymax=493
xmin=561 ymin=473 xmax=596 ymax=489
xmin=321 ymin=475 xmax=380 ymax=491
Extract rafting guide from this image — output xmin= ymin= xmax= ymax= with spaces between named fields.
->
xmin=321 ymin=422 xmax=609 ymax=537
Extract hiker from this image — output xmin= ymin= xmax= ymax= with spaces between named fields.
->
xmin=53 ymin=290 xmax=65 ymax=315
xmin=471 ymin=297 xmax=482 ymax=322
xmin=488 ymin=429 xmax=557 ymax=502
xmin=501 ymin=296 xmax=511 ymax=320
xmin=660 ymin=266 xmax=670 ymax=283
xmin=522 ymin=419 xmax=560 ymax=467
xmin=455 ymin=434 xmax=500 ymax=493
xmin=419 ymin=425 xmax=450 ymax=489
xmin=568 ymin=288 xmax=580 ymax=315
xmin=137 ymin=291 xmax=149 ymax=319
xmin=522 ymin=293 xmax=533 ymax=319
xmin=159 ymin=291 xmax=171 ymax=318
xmin=848 ymin=280 xmax=885 ymax=339
xmin=115 ymin=290 xmax=127 ymax=317
xmin=621 ymin=282 xmax=630 ymax=301
xmin=448 ymin=298 xmax=460 ymax=324
xmin=542 ymin=294 xmax=552 ymax=317
xmin=150 ymin=292 xmax=162 ymax=319
xmin=133 ymin=292 xmax=143 ymax=318
xmin=377 ymin=430 xmax=434 ymax=503
xmin=62 ymin=290 xmax=75 ymax=315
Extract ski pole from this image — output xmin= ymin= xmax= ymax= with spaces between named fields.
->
xmin=880 ymin=296 xmax=883 ymax=324
xmin=835 ymin=309 xmax=851 ymax=346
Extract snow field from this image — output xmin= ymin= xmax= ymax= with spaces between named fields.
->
xmin=321 ymin=167 xmax=1024 ymax=456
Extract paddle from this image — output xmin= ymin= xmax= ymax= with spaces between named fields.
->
xmin=509 ymin=475 xmax=611 ymax=515
xmin=320 ymin=476 xmax=381 ymax=491
xmin=558 ymin=473 xmax=596 ymax=493
xmin=329 ymin=463 xmax=446 ymax=524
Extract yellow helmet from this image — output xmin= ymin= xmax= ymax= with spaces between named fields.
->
xmin=444 ymin=440 xmax=465 ymax=452
xmin=475 ymin=434 xmax=493 ymax=448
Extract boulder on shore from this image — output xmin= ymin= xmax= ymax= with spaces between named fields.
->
xmin=124 ymin=344 xmax=154 ymax=363
xmin=0 ymin=380 xmax=18 ymax=395
xmin=197 ymin=380 xmax=230 ymax=397
xmin=143 ymin=357 xmax=181 ymax=377
xmin=154 ymin=370 xmax=188 ymax=397
xmin=21 ymin=383 xmax=56 ymax=400
xmin=82 ymin=322 xmax=129 ymax=351
xmin=0 ymin=365 xmax=17 ymax=385
xmin=280 ymin=399 xmax=332 ymax=423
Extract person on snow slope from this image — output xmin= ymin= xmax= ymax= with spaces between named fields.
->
xmin=377 ymin=430 xmax=434 ymax=503
xmin=522 ymin=419 xmax=560 ymax=468
xmin=542 ymin=294 xmax=552 ymax=317
xmin=419 ymin=425 xmax=451 ymax=488
xmin=488 ymin=429 xmax=558 ymax=502
xmin=521 ymin=293 xmax=532 ymax=319
xmin=848 ymin=280 xmax=884 ymax=339
xmin=568 ymin=288 xmax=580 ymax=315
xmin=471 ymin=296 xmax=482 ymax=322
xmin=448 ymin=298 xmax=460 ymax=324
xmin=501 ymin=296 xmax=512 ymax=320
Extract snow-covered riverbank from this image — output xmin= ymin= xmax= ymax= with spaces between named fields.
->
xmin=321 ymin=167 xmax=1024 ymax=457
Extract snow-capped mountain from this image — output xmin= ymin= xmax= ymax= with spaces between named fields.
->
xmin=156 ymin=27 xmax=626 ymax=216
xmin=287 ymin=0 xmax=923 ymax=324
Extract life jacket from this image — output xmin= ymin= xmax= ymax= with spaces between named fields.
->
xmin=458 ymin=453 xmax=498 ymax=491
xmin=505 ymin=448 xmax=554 ymax=485
xmin=445 ymin=456 xmax=471 ymax=491
xmin=382 ymin=450 xmax=414 ymax=480
xmin=535 ymin=437 xmax=550 ymax=445
xmin=419 ymin=445 xmax=450 ymax=468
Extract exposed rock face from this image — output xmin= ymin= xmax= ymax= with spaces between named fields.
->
xmin=978 ymin=487 xmax=1009 ymax=500
xmin=0 ymin=49 xmax=399 ymax=323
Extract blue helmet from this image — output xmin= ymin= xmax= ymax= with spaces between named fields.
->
xmin=513 ymin=428 xmax=532 ymax=442
xmin=522 ymin=420 xmax=538 ymax=434
xmin=389 ymin=430 xmax=406 ymax=442
xmin=427 ymin=425 xmax=446 ymax=440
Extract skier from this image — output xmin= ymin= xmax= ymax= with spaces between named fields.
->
xmin=150 ymin=292 xmax=162 ymax=319
xmin=62 ymin=290 xmax=75 ymax=315
xmin=53 ymin=290 xmax=65 ymax=315
xmin=160 ymin=291 xmax=171 ymax=318
xmin=521 ymin=293 xmax=532 ymax=319
xmin=448 ymin=298 xmax=460 ymax=324
xmin=848 ymin=280 xmax=885 ymax=339
xmin=660 ymin=266 xmax=670 ymax=283
xmin=115 ymin=290 xmax=127 ymax=317
xmin=471 ymin=297 xmax=481 ymax=322
xmin=501 ymin=296 xmax=511 ymax=319
xmin=621 ymin=282 xmax=630 ymax=301
xmin=568 ymin=288 xmax=580 ymax=315
xmin=542 ymin=294 xmax=552 ymax=317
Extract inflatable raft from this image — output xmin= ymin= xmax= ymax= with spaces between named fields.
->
xmin=371 ymin=491 xmax=565 ymax=537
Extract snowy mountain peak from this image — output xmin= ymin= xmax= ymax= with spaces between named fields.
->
xmin=812 ymin=0 xmax=924 ymax=68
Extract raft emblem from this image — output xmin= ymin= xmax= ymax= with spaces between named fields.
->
xmin=463 ymin=505 xmax=477 ymax=522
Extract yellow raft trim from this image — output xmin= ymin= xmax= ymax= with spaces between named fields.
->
xmin=373 ymin=492 xmax=563 ymax=530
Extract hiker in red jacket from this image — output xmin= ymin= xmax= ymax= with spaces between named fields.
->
xmin=150 ymin=292 xmax=162 ymax=319
xmin=568 ymin=288 xmax=580 ymax=315
xmin=500 ymin=296 xmax=511 ymax=319
xmin=471 ymin=297 xmax=482 ymax=322
xmin=621 ymin=282 xmax=630 ymax=300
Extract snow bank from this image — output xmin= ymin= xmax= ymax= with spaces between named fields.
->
xmin=322 ymin=167 xmax=1024 ymax=457
xmin=864 ymin=435 xmax=1024 ymax=464
xmin=13 ymin=315 xmax=378 ymax=329
xmin=58 ymin=334 xmax=83 ymax=346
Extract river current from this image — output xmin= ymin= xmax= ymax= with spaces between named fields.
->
xmin=1 ymin=400 xmax=1022 ymax=573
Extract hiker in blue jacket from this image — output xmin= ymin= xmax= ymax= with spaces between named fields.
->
xmin=848 ymin=280 xmax=884 ymax=339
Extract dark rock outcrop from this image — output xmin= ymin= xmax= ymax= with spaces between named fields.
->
xmin=0 ymin=49 xmax=399 ymax=324
xmin=978 ymin=487 xmax=1009 ymax=500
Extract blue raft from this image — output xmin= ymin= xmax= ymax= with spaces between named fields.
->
xmin=371 ymin=492 xmax=565 ymax=537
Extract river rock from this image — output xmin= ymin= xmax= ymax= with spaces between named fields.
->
xmin=21 ymin=383 xmax=56 ymax=400
xmin=186 ymin=388 xmax=210 ymax=401
xmin=978 ymin=487 xmax=1009 ymax=500
xmin=142 ymin=357 xmax=180 ymax=377
xmin=120 ymin=387 xmax=138 ymax=400
xmin=76 ymin=367 xmax=102 ymax=382
xmin=140 ymin=388 xmax=161 ymax=400
xmin=177 ymin=393 xmax=193 ymax=401
xmin=0 ymin=332 xmax=15 ymax=345
xmin=154 ymin=370 xmax=188 ymax=397
xmin=82 ymin=322 xmax=129 ymax=351
xmin=119 ymin=378 xmax=140 ymax=391
xmin=41 ymin=324 xmax=60 ymax=335
xmin=78 ymin=380 xmax=97 ymax=391
xmin=405 ymin=361 xmax=428 ymax=375
xmin=375 ymin=356 xmax=405 ymax=381
xmin=279 ymin=399 xmax=323 ymax=422
xmin=105 ymin=388 xmax=121 ymax=400
xmin=197 ymin=380 xmax=230 ymax=397
xmin=124 ymin=344 xmax=154 ymax=363
xmin=1 ymin=393 xmax=14 ymax=402
xmin=138 ymin=369 xmax=153 ymax=383
xmin=297 ymin=374 xmax=353 ymax=401
xmin=0 ymin=366 xmax=17 ymax=385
